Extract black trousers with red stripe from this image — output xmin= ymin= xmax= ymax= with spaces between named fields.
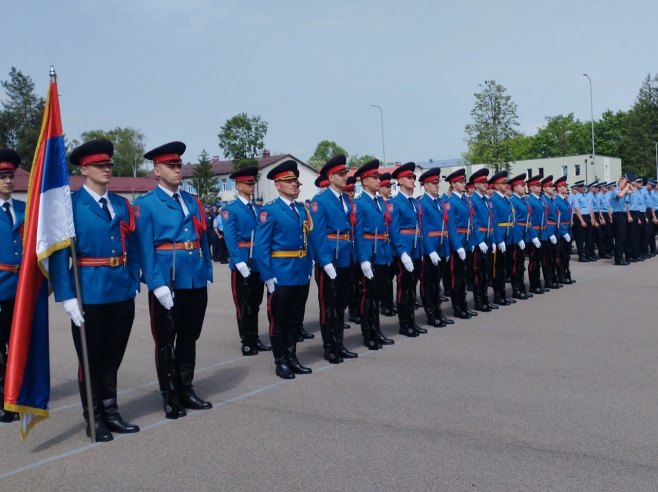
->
xmin=541 ymin=240 xmax=556 ymax=285
xmin=315 ymin=264 xmax=353 ymax=347
xmin=510 ymin=245 xmax=526 ymax=293
xmin=73 ymin=299 xmax=135 ymax=415
xmin=0 ymin=299 xmax=15 ymax=415
xmin=449 ymin=251 xmax=467 ymax=312
xmin=471 ymin=248 xmax=488 ymax=302
xmin=230 ymin=269 xmax=265 ymax=345
xmin=148 ymin=288 xmax=207 ymax=390
xmin=492 ymin=246 xmax=508 ymax=299
xmin=527 ymin=242 xmax=542 ymax=289
xmin=267 ymin=283 xmax=310 ymax=359
xmin=420 ymin=255 xmax=443 ymax=317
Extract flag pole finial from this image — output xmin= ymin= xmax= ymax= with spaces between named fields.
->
xmin=49 ymin=65 xmax=57 ymax=82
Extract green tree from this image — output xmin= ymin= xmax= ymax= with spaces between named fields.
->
xmin=596 ymin=110 xmax=628 ymax=159
xmin=78 ymin=127 xmax=147 ymax=176
xmin=530 ymin=113 xmax=591 ymax=158
xmin=348 ymin=153 xmax=377 ymax=168
xmin=218 ymin=113 xmax=268 ymax=170
xmin=464 ymin=80 xmax=520 ymax=172
xmin=0 ymin=67 xmax=45 ymax=170
xmin=622 ymin=74 xmax=658 ymax=176
xmin=307 ymin=140 xmax=349 ymax=170
xmin=507 ymin=133 xmax=538 ymax=160
xmin=193 ymin=149 xmax=218 ymax=202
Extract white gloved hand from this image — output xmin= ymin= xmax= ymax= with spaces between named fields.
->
xmin=518 ymin=239 xmax=525 ymax=250
xmin=62 ymin=298 xmax=84 ymax=327
xmin=400 ymin=252 xmax=414 ymax=272
xmin=323 ymin=263 xmax=337 ymax=280
xmin=549 ymin=234 xmax=557 ymax=244
xmin=154 ymin=286 xmax=174 ymax=310
xmin=236 ymin=261 xmax=250 ymax=278
xmin=265 ymin=277 xmax=277 ymax=293
xmin=457 ymin=247 xmax=466 ymax=261
xmin=532 ymin=237 xmax=541 ymax=248
xmin=564 ymin=233 xmax=571 ymax=242
xmin=498 ymin=242 xmax=506 ymax=253
xmin=360 ymin=261 xmax=374 ymax=279
xmin=492 ymin=243 xmax=497 ymax=253
xmin=429 ymin=251 xmax=440 ymax=266
xmin=478 ymin=242 xmax=488 ymax=253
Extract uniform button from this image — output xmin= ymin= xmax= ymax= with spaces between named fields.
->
xmin=184 ymin=228 xmax=189 ymax=232
xmin=110 ymin=235 xmax=114 ymax=240
xmin=13 ymin=240 xmax=17 ymax=243
xmin=188 ymin=251 xmax=193 ymax=255
xmin=112 ymin=250 xmax=116 ymax=254
xmin=15 ymin=252 xmax=18 ymax=256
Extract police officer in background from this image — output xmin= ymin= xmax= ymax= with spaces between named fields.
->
xmin=353 ymin=159 xmax=395 ymax=349
xmin=222 ymin=166 xmax=270 ymax=356
xmin=308 ymin=154 xmax=359 ymax=364
xmin=609 ymin=173 xmax=634 ymax=265
xmin=0 ymin=149 xmax=24 ymax=423
xmin=418 ymin=168 xmax=454 ymax=325
xmin=50 ymin=140 xmax=140 ymax=441
xmin=255 ymin=160 xmax=314 ymax=379
xmin=136 ymin=141 xmax=213 ymax=419
xmin=389 ymin=162 xmax=426 ymax=336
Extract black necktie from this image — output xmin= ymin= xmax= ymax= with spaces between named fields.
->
xmin=247 ymin=202 xmax=256 ymax=217
xmin=2 ymin=202 xmax=12 ymax=226
xmin=290 ymin=202 xmax=300 ymax=219
xmin=172 ymin=193 xmax=184 ymax=214
xmin=339 ymin=194 xmax=345 ymax=211
xmin=375 ymin=197 xmax=382 ymax=213
xmin=99 ymin=197 xmax=112 ymax=221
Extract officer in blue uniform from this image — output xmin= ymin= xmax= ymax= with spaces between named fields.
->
xmin=50 ymin=140 xmax=140 ymax=441
xmin=222 ymin=166 xmax=270 ymax=356
xmin=609 ymin=173 xmax=634 ymax=265
xmin=627 ymin=177 xmax=647 ymax=262
xmin=255 ymin=160 xmax=314 ymax=379
xmin=418 ymin=168 xmax=454 ymax=325
xmin=554 ymin=176 xmax=575 ymax=284
xmin=526 ymin=175 xmax=548 ymax=294
xmin=390 ymin=162 xmax=427 ymax=336
xmin=490 ymin=171 xmax=517 ymax=305
xmin=308 ymin=154 xmax=359 ymax=364
xmin=540 ymin=176 xmax=561 ymax=289
xmin=377 ymin=172 xmax=397 ymax=317
xmin=445 ymin=168 xmax=477 ymax=319
xmin=0 ymin=149 xmax=24 ymax=423
xmin=353 ymin=159 xmax=395 ymax=349
xmin=508 ymin=173 xmax=533 ymax=299
xmin=136 ymin=141 xmax=213 ymax=419
xmin=647 ymin=179 xmax=658 ymax=255
xmin=467 ymin=168 xmax=495 ymax=311
xmin=571 ymin=181 xmax=595 ymax=262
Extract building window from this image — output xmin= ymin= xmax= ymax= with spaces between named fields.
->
xmin=561 ymin=165 xmax=568 ymax=177
xmin=575 ymin=164 xmax=581 ymax=176
xmin=538 ymin=167 xmax=544 ymax=176
xmin=527 ymin=168 xmax=532 ymax=176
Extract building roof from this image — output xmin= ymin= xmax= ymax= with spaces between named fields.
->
xmin=173 ymin=153 xmax=313 ymax=179
xmin=416 ymin=158 xmax=466 ymax=169
xmin=12 ymin=168 xmax=157 ymax=193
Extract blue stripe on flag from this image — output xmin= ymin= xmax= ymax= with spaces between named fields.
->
xmin=40 ymin=135 xmax=69 ymax=193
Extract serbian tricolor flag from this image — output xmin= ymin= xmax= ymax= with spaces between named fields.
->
xmin=4 ymin=74 xmax=75 ymax=440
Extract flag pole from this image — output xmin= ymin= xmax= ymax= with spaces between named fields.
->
xmin=50 ymin=66 xmax=95 ymax=443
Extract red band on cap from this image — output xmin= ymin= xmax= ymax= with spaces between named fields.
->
xmin=449 ymin=176 xmax=466 ymax=184
xmin=379 ymin=179 xmax=391 ymax=186
xmin=235 ymin=176 xmax=256 ymax=183
xmin=472 ymin=176 xmax=488 ymax=183
xmin=274 ymin=170 xmax=297 ymax=181
xmin=343 ymin=184 xmax=355 ymax=191
xmin=487 ymin=182 xmax=495 ymax=189
xmin=153 ymin=153 xmax=182 ymax=164
xmin=527 ymin=179 xmax=541 ymax=186
xmin=422 ymin=176 xmax=440 ymax=184
xmin=542 ymin=181 xmax=553 ymax=188
xmin=326 ymin=164 xmax=346 ymax=176
xmin=79 ymin=153 xmax=112 ymax=166
xmin=396 ymin=170 xmax=415 ymax=179
xmin=360 ymin=168 xmax=379 ymax=179
xmin=0 ymin=162 xmax=14 ymax=170
xmin=556 ymin=182 xmax=568 ymax=187
xmin=317 ymin=179 xmax=329 ymax=187
xmin=493 ymin=176 xmax=508 ymax=185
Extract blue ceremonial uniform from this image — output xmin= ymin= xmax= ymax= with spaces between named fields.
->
xmin=223 ymin=198 xmax=261 ymax=272
xmin=541 ymin=194 xmax=558 ymax=239
xmin=555 ymin=195 xmax=571 ymax=239
xmin=353 ymin=192 xmax=392 ymax=265
xmin=50 ymin=188 xmax=140 ymax=304
xmin=309 ymin=188 xmax=354 ymax=269
xmin=135 ymin=186 xmax=213 ymax=290
xmin=491 ymin=192 xmax=515 ymax=246
xmin=418 ymin=193 xmax=450 ymax=258
xmin=0 ymin=199 xmax=24 ymax=301
xmin=254 ymin=198 xmax=313 ymax=286
xmin=389 ymin=192 xmax=423 ymax=259
xmin=510 ymin=194 xmax=534 ymax=242
xmin=527 ymin=194 xmax=548 ymax=240
xmin=447 ymin=193 xmax=471 ymax=251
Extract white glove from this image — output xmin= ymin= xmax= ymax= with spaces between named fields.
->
xmin=532 ymin=237 xmax=541 ymax=248
xmin=207 ymin=280 xmax=212 ymax=287
xmin=62 ymin=298 xmax=84 ymax=327
xmin=360 ymin=261 xmax=374 ymax=279
xmin=518 ymin=239 xmax=525 ymax=250
xmin=564 ymin=233 xmax=571 ymax=242
xmin=429 ymin=251 xmax=440 ymax=266
xmin=457 ymin=248 xmax=466 ymax=260
xmin=265 ymin=277 xmax=277 ymax=293
xmin=154 ymin=286 xmax=174 ymax=310
xmin=492 ymin=243 xmax=497 ymax=253
xmin=323 ymin=263 xmax=337 ymax=280
xmin=549 ymin=234 xmax=557 ymax=244
xmin=498 ymin=242 xmax=506 ymax=253
xmin=400 ymin=252 xmax=414 ymax=272
xmin=478 ymin=242 xmax=488 ymax=253
xmin=236 ymin=261 xmax=250 ymax=278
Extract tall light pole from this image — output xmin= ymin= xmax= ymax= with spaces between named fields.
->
xmin=370 ymin=104 xmax=386 ymax=165
xmin=583 ymin=74 xmax=596 ymax=183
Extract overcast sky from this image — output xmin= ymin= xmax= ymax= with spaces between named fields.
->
xmin=4 ymin=0 xmax=657 ymax=164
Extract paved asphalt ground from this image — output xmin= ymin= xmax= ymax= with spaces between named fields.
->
xmin=1 ymin=257 xmax=658 ymax=491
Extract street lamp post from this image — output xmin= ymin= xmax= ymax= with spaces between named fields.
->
xmin=583 ymin=74 xmax=596 ymax=183
xmin=370 ymin=104 xmax=386 ymax=165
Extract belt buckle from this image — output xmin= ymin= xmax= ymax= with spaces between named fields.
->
xmin=13 ymin=264 xmax=20 ymax=273
xmin=184 ymin=240 xmax=194 ymax=250
xmin=109 ymin=257 xmax=120 ymax=267
xmin=298 ymin=250 xmax=304 ymax=258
